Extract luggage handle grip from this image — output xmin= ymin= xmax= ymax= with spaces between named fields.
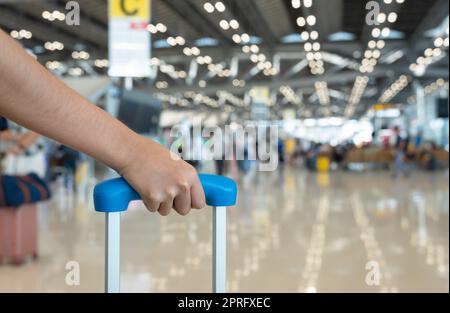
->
xmin=94 ymin=173 xmax=237 ymax=212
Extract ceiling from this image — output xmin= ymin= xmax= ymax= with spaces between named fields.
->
xmin=0 ymin=0 xmax=448 ymax=119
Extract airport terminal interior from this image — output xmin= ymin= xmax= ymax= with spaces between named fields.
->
xmin=0 ymin=0 xmax=448 ymax=293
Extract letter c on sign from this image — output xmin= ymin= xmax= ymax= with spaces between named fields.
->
xmin=120 ymin=0 xmax=139 ymax=16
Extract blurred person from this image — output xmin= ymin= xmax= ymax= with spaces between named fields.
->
xmin=0 ymin=115 xmax=46 ymax=178
xmin=0 ymin=29 xmax=205 ymax=216
xmin=284 ymin=137 xmax=296 ymax=166
xmin=392 ymin=138 xmax=413 ymax=178
xmin=392 ymin=125 xmax=403 ymax=148
xmin=331 ymin=145 xmax=346 ymax=169
xmin=277 ymin=137 xmax=285 ymax=164
xmin=419 ymin=142 xmax=438 ymax=171
xmin=0 ymin=116 xmax=40 ymax=155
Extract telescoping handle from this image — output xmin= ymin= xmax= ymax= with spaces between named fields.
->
xmin=93 ymin=173 xmax=237 ymax=293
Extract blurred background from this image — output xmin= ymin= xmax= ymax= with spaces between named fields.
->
xmin=0 ymin=0 xmax=448 ymax=293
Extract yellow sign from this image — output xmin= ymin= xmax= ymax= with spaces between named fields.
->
xmin=373 ymin=103 xmax=394 ymax=111
xmin=109 ymin=0 xmax=150 ymax=19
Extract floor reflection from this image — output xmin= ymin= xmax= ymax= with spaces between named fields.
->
xmin=0 ymin=167 xmax=448 ymax=292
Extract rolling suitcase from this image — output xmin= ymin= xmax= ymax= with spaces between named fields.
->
xmin=93 ymin=173 xmax=237 ymax=293
xmin=0 ymin=204 xmax=38 ymax=264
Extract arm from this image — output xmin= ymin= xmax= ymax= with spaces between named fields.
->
xmin=0 ymin=29 xmax=205 ymax=215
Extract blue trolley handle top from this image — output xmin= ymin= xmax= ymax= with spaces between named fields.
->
xmin=94 ymin=173 xmax=237 ymax=212
xmin=93 ymin=173 xmax=237 ymax=294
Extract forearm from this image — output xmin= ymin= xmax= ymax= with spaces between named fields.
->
xmin=0 ymin=29 xmax=139 ymax=172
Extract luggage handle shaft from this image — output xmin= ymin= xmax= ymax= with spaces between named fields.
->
xmin=94 ymin=174 xmax=237 ymax=293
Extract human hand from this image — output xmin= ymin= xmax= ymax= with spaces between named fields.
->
xmin=118 ymin=136 xmax=206 ymax=216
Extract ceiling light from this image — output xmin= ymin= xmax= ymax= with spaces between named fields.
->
xmin=229 ymin=19 xmax=239 ymax=29
xmin=376 ymin=40 xmax=385 ymax=49
xmin=304 ymin=0 xmax=313 ymax=8
xmin=215 ymin=1 xmax=226 ymax=12
xmin=191 ymin=47 xmax=200 ymax=56
xmin=250 ymin=45 xmax=259 ymax=53
xmin=387 ymin=12 xmax=397 ymax=23
xmin=377 ymin=13 xmax=386 ymax=24
xmin=306 ymin=15 xmax=316 ymax=26
xmin=310 ymin=31 xmax=319 ymax=40
xmin=291 ymin=0 xmax=301 ymax=9
xmin=147 ymin=24 xmax=157 ymax=33
xmin=183 ymin=47 xmax=192 ymax=56
xmin=304 ymin=42 xmax=312 ymax=51
xmin=301 ymin=31 xmax=309 ymax=41
xmin=204 ymin=56 xmax=212 ymax=64
xmin=219 ymin=20 xmax=229 ymax=30
xmin=241 ymin=33 xmax=250 ymax=43
xmin=156 ymin=23 xmax=167 ymax=32
xmin=297 ymin=17 xmax=306 ymax=27
xmin=381 ymin=27 xmax=390 ymax=37
xmin=372 ymin=28 xmax=381 ymax=38
xmin=203 ymin=2 xmax=214 ymax=13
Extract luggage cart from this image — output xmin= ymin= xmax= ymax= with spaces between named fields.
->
xmin=93 ymin=173 xmax=237 ymax=293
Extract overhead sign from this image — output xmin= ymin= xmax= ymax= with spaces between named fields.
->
xmin=372 ymin=103 xmax=395 ymax=111
xmin=108 ymin=0 xmax=151 ymax=77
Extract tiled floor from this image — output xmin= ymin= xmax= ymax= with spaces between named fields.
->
xmin=0 ymin=167 xmax=448 ymax=292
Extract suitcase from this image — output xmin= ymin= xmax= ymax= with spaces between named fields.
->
xmin=93 ymin=173 xmax=237 ymax=293
xmin=0 ymin=203 xmax=38 ymax=264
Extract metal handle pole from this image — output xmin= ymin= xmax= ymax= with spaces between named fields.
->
xmin=105 ymin=212 xmax=121 ymax=293
xmin=213 ymin=206 xmax=227 ymax=293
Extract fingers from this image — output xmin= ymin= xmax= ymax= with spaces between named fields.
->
xmin=143 ymin=198 xmax=159 ymax=213
xmin=173 ymin=182 xmax=191 ymax=216
xmin=190 ymin=175 xmax=206 ymax=209
xmin=158 ymin=197 xmax=174 ymax=216
xmin=138 ymin=162 xmax=206 ymax=216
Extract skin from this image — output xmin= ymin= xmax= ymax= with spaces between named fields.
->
xmin=0 ymin=29 xmax=205 ymax=215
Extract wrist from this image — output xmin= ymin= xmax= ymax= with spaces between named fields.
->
xmin=113 ymin=132 xmax=150 ymax=175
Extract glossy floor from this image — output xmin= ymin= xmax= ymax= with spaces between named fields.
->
xmin=0 ymin=167 xmax=448 ymax=292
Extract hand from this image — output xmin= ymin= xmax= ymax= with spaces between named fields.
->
xmin=118 ymin=136 xmax=206 ymax=216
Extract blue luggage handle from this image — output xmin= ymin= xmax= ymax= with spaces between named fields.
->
xmin=93 ymin=173 xmax=237 ymax=294
xmin=94 ymin=173 xmax=237 ymax=212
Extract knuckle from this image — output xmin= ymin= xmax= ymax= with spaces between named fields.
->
xmin=184 ymin=165 xmax=197 ymax=180
xmin=164 ymin=188 xmax=177 ymax=199
xmin=149 ymin=193 xmax=163 ymax=203
xmin=177 ymin=180 xmax=190 ymax=192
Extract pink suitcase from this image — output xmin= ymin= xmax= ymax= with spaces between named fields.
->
xmin=0 ymin=204 xmax=38 ymax=264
